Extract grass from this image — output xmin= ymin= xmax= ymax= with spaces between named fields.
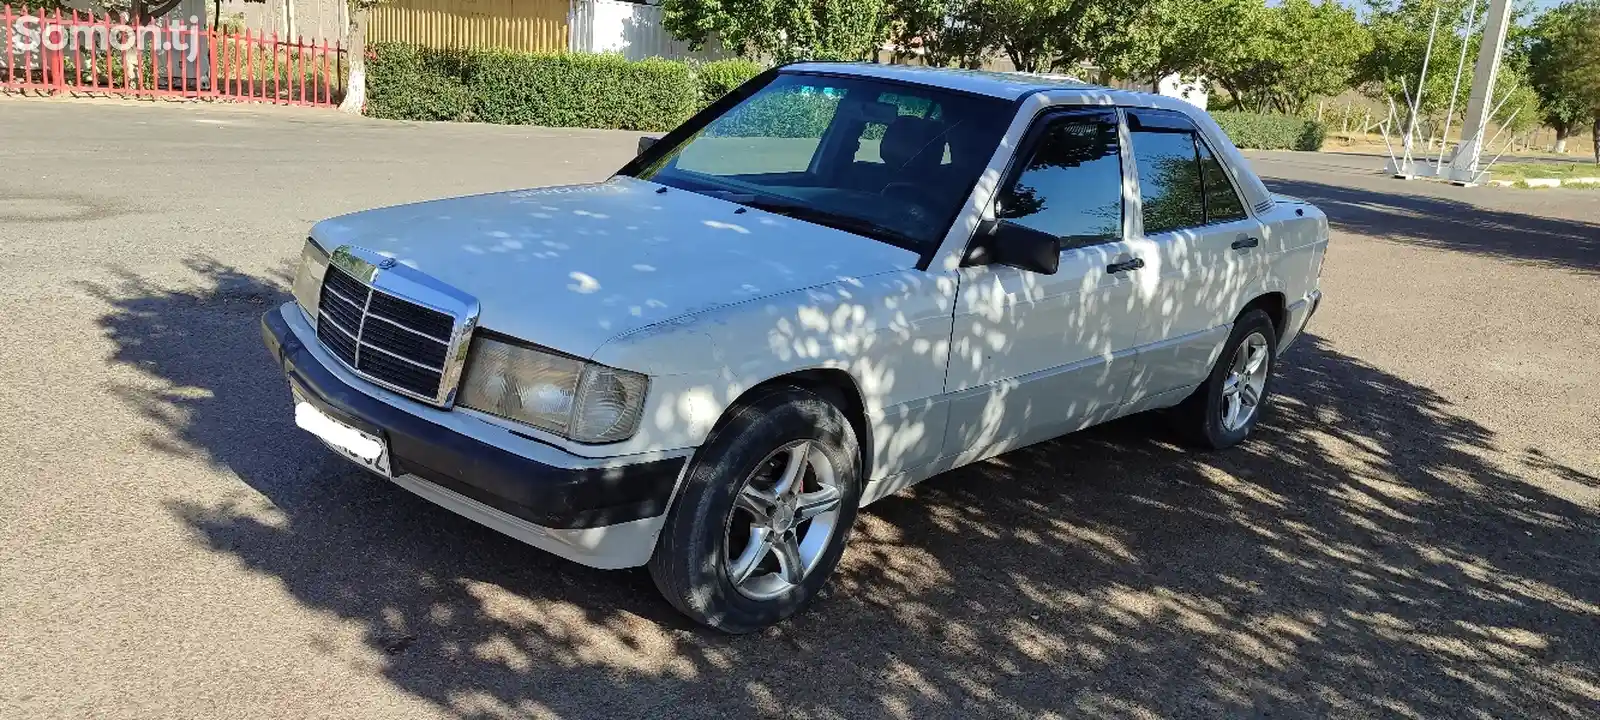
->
xmin=1508 ymin=178 xmax=1600 ymax=190
xmin=1486 ymin=161 xmax=1600 ymax=182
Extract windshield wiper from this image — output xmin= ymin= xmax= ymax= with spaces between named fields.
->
xmin=738 ymin=196 xmax=923 ymax=251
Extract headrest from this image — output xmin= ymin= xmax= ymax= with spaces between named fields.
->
xmin=881 ymin=116 xmax=944 ymax=170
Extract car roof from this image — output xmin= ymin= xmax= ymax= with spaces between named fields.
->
xmin=779 ymin=62 xmax=1273 ymax=217
xmin=784 ymin=62 xmax=1140 ymax=101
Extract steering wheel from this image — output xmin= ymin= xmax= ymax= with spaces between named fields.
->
xmin=880 ymin=182 xmax=937 ymax=224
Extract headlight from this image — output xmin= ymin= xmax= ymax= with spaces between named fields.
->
xmin=291 ymin=240 xmax=331 ymax=319
xmin=457 ymin=334 xmax=649 ymax=443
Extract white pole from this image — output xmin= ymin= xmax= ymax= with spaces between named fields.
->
xmin=1391 ymin=81 xmax=1416 ymax=175
xmin=1436 ymin=0 xmax=1479 ymax=169
xmin=1478 ymin=100 xmax=1521 ymax=154
xmin=1473 ymin=105 xmax=1525 ymax=184
xmin=1401 ymin=5 xmax=1443 ymax=174
xmin=1382 ymin=98 xmax=1402 ymax=172
xmin=1448 ymin=0 xmax=1515 ymax=184
xmin=1453 ymin=84 xmax=1516 ymax=168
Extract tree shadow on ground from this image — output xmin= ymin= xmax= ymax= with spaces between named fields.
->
xmin=86 ymin=259 xmax=1599 ymax=719
xmin=1263 ymin=177 xmax=1600 ymax=274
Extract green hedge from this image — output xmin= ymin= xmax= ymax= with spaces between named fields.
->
xmin=367 ymin=45 xmax=1331 ymax=155
xmin=367 ymin=44 xmax=473 ymax=122
xmin=1212 ymin=112 xmax=1327 ymax=151
xmin=367 ymin=44 xmax=710 ymax=131
xmin=469 ymin=52 xmax=696 ymax=129
xmin=712 ymin=86 xmax=842 ymax=138
xmin=696 ymin=58 xmax=765 ymax=107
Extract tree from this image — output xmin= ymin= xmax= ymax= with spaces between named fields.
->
xmin=1485 ymin=67 xmax=1544 ymax=147
xmin=42 ymin=0 xmax=190 ymax=20
xmin=662 ymin=0 xmax=891 ymax=62
xmin=1357 ymin=0 xmax=1478 ymax=119
xmin=1355 ymin=0 xmax=1557 ymax=150
xmin=1095 ymin=0 xmax=1252 ymax=90
xmin=1561 ymin=3 xmax=1600 ymax=161
xmin=339 ymin=0 xmax=382 ymax=115
xmin=884 ymin=0 xmax=994 ymax=68
xmin=128 ymin=0 xmax=186 ymax=21
xmin=984 ymin=0 xmax=1135 ymax=74
xmin=1207 ymin=0 xmax=1371 ymax=115
xmin=1528 ymin=0 xmax=1600 ymax=154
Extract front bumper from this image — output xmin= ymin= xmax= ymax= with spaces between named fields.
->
xmin=260 ymin=303 xmax=687 ymax=569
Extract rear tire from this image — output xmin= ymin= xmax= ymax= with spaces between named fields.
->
xmin=648 ymin=385 xmax=861 ymax=634
xmin=1175 ymin=309 xmax=1278 ymax=450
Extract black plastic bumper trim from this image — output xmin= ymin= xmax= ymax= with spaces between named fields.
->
xmin=261 ymin=307 xmax=684 ymax=530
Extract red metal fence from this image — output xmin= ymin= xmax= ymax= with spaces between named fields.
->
xmin=2 ymin=5 xmax=345 ymax=107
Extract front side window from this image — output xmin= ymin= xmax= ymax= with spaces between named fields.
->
xmin=996 ymin=111 xmax=1124 ymax=249
xmin=630 ymin=73 xmax=1013 ymax=252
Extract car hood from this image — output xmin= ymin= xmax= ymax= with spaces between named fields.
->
xmin=309 ymin=176 xmax=920 ymax=361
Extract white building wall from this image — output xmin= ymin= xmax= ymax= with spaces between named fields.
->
xmin=215 ymin=0 xmax=345 ymax=42
xmin=569 ymin=0 xmax=725 ymax=61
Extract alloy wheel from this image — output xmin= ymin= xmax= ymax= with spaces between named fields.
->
xmin=1220 ymin=331 xmax=1270 ymax=432
xmin=724 ymin=440 xmax=844 ymax=600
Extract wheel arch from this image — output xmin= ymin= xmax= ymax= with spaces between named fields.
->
xmin=709 ymin=368 xmax=873 ymax=481
xmin=1239 ymin=291 xmax=1287 ymax=341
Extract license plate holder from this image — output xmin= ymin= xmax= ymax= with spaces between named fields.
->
xmin=293 ymin=393 xmax=393 ymax=477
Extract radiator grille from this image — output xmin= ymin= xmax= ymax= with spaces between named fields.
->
xmin=315 ymin=264 xmax=458 ymax=403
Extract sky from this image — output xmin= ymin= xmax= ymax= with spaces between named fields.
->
xmin=1327 ymin=0 xmax=1565 ymax=11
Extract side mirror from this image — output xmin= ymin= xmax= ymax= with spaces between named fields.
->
xmin=637 ymin=136 xmax=661 ymax=156
xmin=968 ymin=219 xmax=1060 ymax=275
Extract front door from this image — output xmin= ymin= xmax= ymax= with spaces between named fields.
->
xmin=1121 ymin=109 xmax=1269 ymax=407
xmin=942 ymin=108 xmax=1144 ymax=461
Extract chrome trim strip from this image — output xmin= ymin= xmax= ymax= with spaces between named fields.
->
xmin=322 ymin=286 xmax=364 ymax=310
xmin=319 ymin=314 xmax=359 ymax=341
xmin=311 ymin=246 xmax=481 ymax=408
xmin=365 ymin=312 xmax=451 ymax=344
xmin=353 ymin=278 xmax=375 ymax=367
xmin=357 ymin=340 xmax=446 ymax=373
xmin=332 ymin=359 xmax=450 ymax=409
xmin=328 ymin=246 xmax=379 ymax=284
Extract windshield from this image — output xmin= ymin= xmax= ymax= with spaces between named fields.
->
xmin=628 ymin=73 xmax=1013 ymax=252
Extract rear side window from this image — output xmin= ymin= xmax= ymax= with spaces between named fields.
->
xmin=1129 ymin=119 xmax=1206 ymax=235
xmin=1198 ymin=140 xmax=1248 ymax=222
xmin=996 ymin=111 xmax=1124 ymax=249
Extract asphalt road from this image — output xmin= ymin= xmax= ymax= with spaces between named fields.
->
xmin=2 ymin=99 xmax=1597 ymax=720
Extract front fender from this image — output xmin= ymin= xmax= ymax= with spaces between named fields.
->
xmin=597 ymin=270 xmax=958 ymax=468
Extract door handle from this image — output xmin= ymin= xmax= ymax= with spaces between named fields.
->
xmin=1232 ymin=236 xmax=1261 ymax=250
xmin=1106 ymin=257 xmax=1145 ymax=274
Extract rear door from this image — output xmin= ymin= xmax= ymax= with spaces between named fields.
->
xmin=1121 ymin=109 xmax=1267 ymax=407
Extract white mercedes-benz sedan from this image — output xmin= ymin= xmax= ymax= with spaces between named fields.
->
xmin=261 ymin=62 xmax=1327 ymax=632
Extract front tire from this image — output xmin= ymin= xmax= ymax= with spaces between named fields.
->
xmin=1176 ymin=309 xmax=1278 ymax=449
xmin=648 ymin=385 xmax=861 ymax=634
